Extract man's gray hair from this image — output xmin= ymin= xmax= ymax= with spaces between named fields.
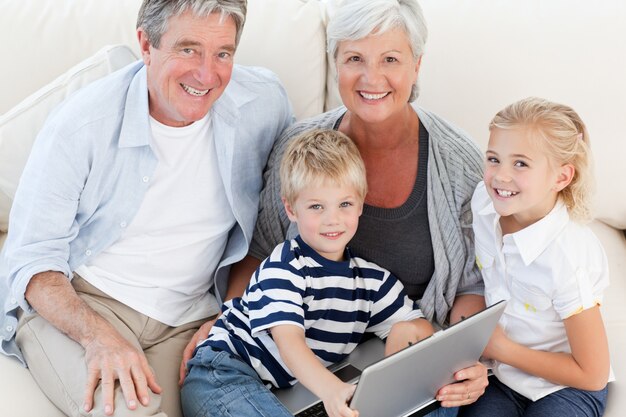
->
xmin=327 ymin=0 xmax=428 ymax=102
xmin=137 ymin=0 xmax=247 ymax=48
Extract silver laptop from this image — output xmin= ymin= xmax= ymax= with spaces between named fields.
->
xmin=275 ymin=300 xmax=506 ymax=417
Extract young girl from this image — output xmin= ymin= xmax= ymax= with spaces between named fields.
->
xmin=460 ymin=97 xmax=611 ymax=417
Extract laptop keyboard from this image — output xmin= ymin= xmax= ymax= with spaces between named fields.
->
xmin=295 ymin=402 xmax=328 ymax=417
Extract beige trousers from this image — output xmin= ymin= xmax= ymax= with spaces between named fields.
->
xmin=16 ymin=276 xmax=209 ymax=417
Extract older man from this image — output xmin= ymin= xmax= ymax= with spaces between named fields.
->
xmin=0 ymin=0 xmax=293 ymax=416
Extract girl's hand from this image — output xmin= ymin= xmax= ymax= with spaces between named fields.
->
xmin=482 ymin=325 xmax=510 ymax=362
xmin=320 ymin=381 xmax=359 ymax=417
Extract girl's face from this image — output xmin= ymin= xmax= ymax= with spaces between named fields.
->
xmin=483 ymin=127 xmax=574 ymax=233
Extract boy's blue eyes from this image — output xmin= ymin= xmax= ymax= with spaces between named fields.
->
xmin=307 ymin=202 xmax=353 ymax=210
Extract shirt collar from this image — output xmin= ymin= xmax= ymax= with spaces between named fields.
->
xmin=211 ymin=66 xmax=257 ymax=126
xmin=478 ymin=196 xmax=503 ymax=243
xmin=477 ymin=191 xmax=570 ymax=265
xmin=510 ymin=199 xmax=569 ymax=265
xmin=117 ymin=65 xmax=256 ymax=148
xmin=119 ymin=64 xmax=151 ymax=148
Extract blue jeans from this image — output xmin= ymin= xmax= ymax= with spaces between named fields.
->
xmin=182 ymin=346 xmax=459 ymax=417
xmin=428 ymin=405 xmax=458 ymax=417
xmin=181 ymin=346 xmax=292 ymax=417
xmin=458 ymin=375 xmax=607 ymax=417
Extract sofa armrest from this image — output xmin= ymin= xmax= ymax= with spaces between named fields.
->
xmin=589 ymin=221 xmax=626 ymax=416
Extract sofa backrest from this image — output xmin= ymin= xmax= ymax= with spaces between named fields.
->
xmin=0 ymin=0 xmax=328 ymax=121
xmin=0 ymin=0 xmax=624 ymax=232
xmin=414 ymin=0 xmax=626 ymax=229
xmin=0 ymin=0 xmax=329 ymax=233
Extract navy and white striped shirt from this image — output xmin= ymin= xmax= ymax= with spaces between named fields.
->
xmin=198 ymin=236 xmax=424 ymax=388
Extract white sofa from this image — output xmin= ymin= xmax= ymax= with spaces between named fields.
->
xmin=1 ymin=0 xmax=624 ymax=415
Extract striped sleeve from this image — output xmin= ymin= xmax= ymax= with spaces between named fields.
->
xmin=365 ymin=269 xmax=424 ymax=339
xmin=247 ymin=245 xmax=307 ymax=336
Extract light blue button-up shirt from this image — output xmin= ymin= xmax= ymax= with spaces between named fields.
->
xmin=0 ymin=60 xmax=293 ymax=364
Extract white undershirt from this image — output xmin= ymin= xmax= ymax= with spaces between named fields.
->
xmin=77 ymin=114 xmax=235 ymax=326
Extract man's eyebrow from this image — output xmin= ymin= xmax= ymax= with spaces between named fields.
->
xmin=172 ymin=39 xmax=236 ymax=53
xmin=172 ymin=39 xmax=203 ymax=49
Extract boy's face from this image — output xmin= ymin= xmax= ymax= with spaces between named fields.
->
xmin=283 ymin=181 xmax=363 ymax=262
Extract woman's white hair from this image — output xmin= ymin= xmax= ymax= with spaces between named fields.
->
xmin=327 ymin=0 xmax=428 ymax=102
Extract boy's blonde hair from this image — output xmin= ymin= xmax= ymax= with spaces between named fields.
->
xmin=490 ymin=97 xmax=593 ymax=222
xmin=280 ymin=129 xmax=367 ymax=206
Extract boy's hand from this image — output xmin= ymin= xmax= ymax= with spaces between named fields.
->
xmin=271 ymin=325 xmax=359 ymax=417
xmin=320 ymin=381 xmax=359 ymax=417
xmin=384 ymin=318 xmax=434 ymax=356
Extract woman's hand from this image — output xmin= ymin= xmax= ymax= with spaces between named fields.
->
xmin=435 ymin=362 xmax=488 ymax=407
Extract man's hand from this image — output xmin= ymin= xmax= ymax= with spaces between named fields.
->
xmin=178 ymin=316 xmax=218 ymax=385
xmin=82 ymin=330 xmax=161 ymax=415
xmin=24 ymin=272 xmax=162 ymax=416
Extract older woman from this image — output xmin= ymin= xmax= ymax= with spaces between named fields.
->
xmin=182 ymin=0 xmax=488 ymax=413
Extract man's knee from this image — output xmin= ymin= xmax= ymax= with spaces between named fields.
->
xmin=86 ymin=395 xmax=167 ymax=417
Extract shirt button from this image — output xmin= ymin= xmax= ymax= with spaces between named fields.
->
xmin=120 ymin=221 xmax=127 ymax=228
xmin=85 ymin=249 xmax=92 ymax=256
xmin=6 ymin=326 xmax=13 ymax=332
xmin=142 ymin=176 xmax=150 ymax=183
xmin=10 ymin=298 xmax=17 ymax=305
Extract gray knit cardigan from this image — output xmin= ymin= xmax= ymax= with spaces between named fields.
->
xmin=249 ymin=104 xmax=484 ymax=326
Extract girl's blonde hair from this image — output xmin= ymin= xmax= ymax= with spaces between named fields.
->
xmin=490 ymin=97 xmax=593 ymax=222
xmin=280 ymin=129 xmax=367 ymax=206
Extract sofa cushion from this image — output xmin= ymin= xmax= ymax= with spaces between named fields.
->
xmin=0 ymin=45 xmax=138 ymax=232
xmin=236 ymin=0 xmax=327 ymax=120
xmin=0 ymin=0 xmax=142 ymax=115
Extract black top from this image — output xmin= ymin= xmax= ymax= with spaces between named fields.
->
xmin=334 ymin=116 xmax=435 ymax=300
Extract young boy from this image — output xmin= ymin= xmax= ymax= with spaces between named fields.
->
xmin=181 ymin=129 xmax=434 ymax=417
